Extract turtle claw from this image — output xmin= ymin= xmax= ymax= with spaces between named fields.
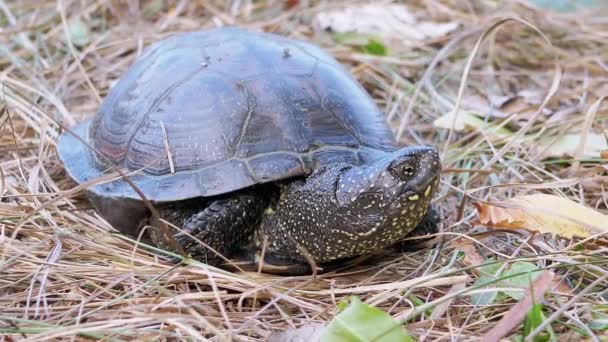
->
xmin=253 ymin=252 xmax=313 ymax=276
xmin=250 ymin=251 xmax=377 ymax=276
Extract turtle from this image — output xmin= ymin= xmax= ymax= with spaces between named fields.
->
xmin=57 ymin=27 xmax=441 ymax=274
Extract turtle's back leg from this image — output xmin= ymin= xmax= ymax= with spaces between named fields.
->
xmin=149 ymin=189 xmax=269 ymax=265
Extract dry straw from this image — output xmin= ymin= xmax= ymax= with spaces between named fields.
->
xmin=1 ymin=0 xmax=607 ymax=340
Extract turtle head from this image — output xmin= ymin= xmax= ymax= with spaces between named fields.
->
xmin=374 ymin=146 xmax=441 ymax=202
xmin=336 ymin=145 xmax=441 ymax=237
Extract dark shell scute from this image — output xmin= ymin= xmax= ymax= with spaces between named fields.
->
xmin=247 ymin=153 xmax=306 ymax=182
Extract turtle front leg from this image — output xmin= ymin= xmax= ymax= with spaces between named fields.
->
xmin=149 ymin=190 xmax=269 ymax=265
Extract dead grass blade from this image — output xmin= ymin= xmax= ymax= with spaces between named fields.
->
xmin=1 ymin=1 xmax=607 ymax=340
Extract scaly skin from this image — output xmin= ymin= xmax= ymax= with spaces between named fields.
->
xmin=150 ymin=190 xmax=269 ymax=264
xmin=257 ymin=147 xmax=440 ymax=264
xmin=150 ymin=146 xmax=441 ymax=272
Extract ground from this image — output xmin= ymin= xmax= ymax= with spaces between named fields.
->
xmin=0 ymin=1 xmax=607 ymax=341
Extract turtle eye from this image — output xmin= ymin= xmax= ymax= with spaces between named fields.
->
xmin=389 ymin=158 xmax=417 ymax=180
xmin=400 ymin=164 xmax=415 ymax=176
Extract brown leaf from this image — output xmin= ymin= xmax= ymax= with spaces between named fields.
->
xmin=285 ymin=0 xmax=300 ymax=9
xmin=581 ymin=176 xmax=608 ymax=192
xmin=474 ymin=194 xmax=608 ymax=239
xmin=551 ymin=274 xmax=574 ymax=296
xmin=481 ymin=271 xmax=555 ymax=342
xmin=451 ymin=237 xmax=486 ymax=267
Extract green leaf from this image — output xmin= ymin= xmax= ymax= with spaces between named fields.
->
xmin=333 ymin=32 xmax=387 ymax=56
xmin=334 ymin=32 xmax=372 ymax=46
xmin=408 ymin=295 xmax=424 ymax=307
xmin=590 ymin=305 xmax=608 ymax=331
xmin=471 ymin=259 xmax=503 ymax=305
xmin=478 ymin=258 xmax=503 ymax=275
xmin=406 ymin=295 xmax=433 ymax=320
xmin=501 ymin=261 xmax=543 ymax=301
xmin=472 ymin=275 xmax=500 ymax=306
xmin=523 ymin=303 xmax=550 ymax=342
xmin=362 ymin=39 xmax=386 ymax=56
xmin=589 ymin=319 xmax=608 ymax=331
xmin=68 ymin=19 xmax=89 ymax=47
xmin=511 ymin=335 xmax=524 ymax=342
xmin=470 ymin=260 xmax=545 ymax=305
xmin=337 ymin=297 xmax=350 ymax=312
xmin=320 ymin=296 xmax=414 ymax=342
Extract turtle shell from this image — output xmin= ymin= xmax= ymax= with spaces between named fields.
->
xmin=58 ymin=27 xmax=397 ymax=207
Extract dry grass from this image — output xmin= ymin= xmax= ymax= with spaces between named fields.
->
xmin=1 ymin=0 xmax=607 ymax=341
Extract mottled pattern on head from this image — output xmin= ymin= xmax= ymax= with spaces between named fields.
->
xmin=258 ymin=146 xmax=441 ymax=263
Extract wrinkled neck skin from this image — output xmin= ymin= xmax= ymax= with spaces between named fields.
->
xmin=259 ymin=149 xmax=439 ymax=264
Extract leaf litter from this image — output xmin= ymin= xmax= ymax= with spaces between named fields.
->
xmin=0 ymin=0 xmax=607 ymax=341
xmin=474 ymin=194 xmax=608 ymax=238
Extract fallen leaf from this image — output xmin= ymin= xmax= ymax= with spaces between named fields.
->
xmin=481 ymin=271 xmax=555 ymax=342
xmin=581 ymin=175 xmax=608 ymax=192
xmin=451 ymin=237 xmax=486 ymax=267
xmin=471 ymin=260 xmax=544 ymax=305
xmin=589 ymin=305 xmax=608 ymax=332
xmin=433 ymin=110 xmax=473 ymax=131
xmin=268 ymin=323 xmax=327 ymax=342
xmin=590 ymin=319 xmax=608 ymax=331
xmin=285 ymin=0 xmax=300 ymax=10
xmin=461 ymin=93 xmax=511 ymax=118
xmin=471 ymin=259 xmax=503 ymax=306
xmin=538 ymin=132 xmax=608 ymax=159
xmin=314 ymin=4 xmax=458 ymax=47
xmin=320 ymin=296 xmax=414 ymax=342
xmin=551 ymin=274 xmax=574 ymax=296
xmin=433 ymin=110 xmax=512 ymax=138
xmin=474 ymin=194 xmax=608 ymax=239
xmin=334 ymin=32 xmax=387 ymax=56
xmin=501 ymin=261 xmax=543 ymax=301
xmin=67 ymin=19 xmax=89 ymax=47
